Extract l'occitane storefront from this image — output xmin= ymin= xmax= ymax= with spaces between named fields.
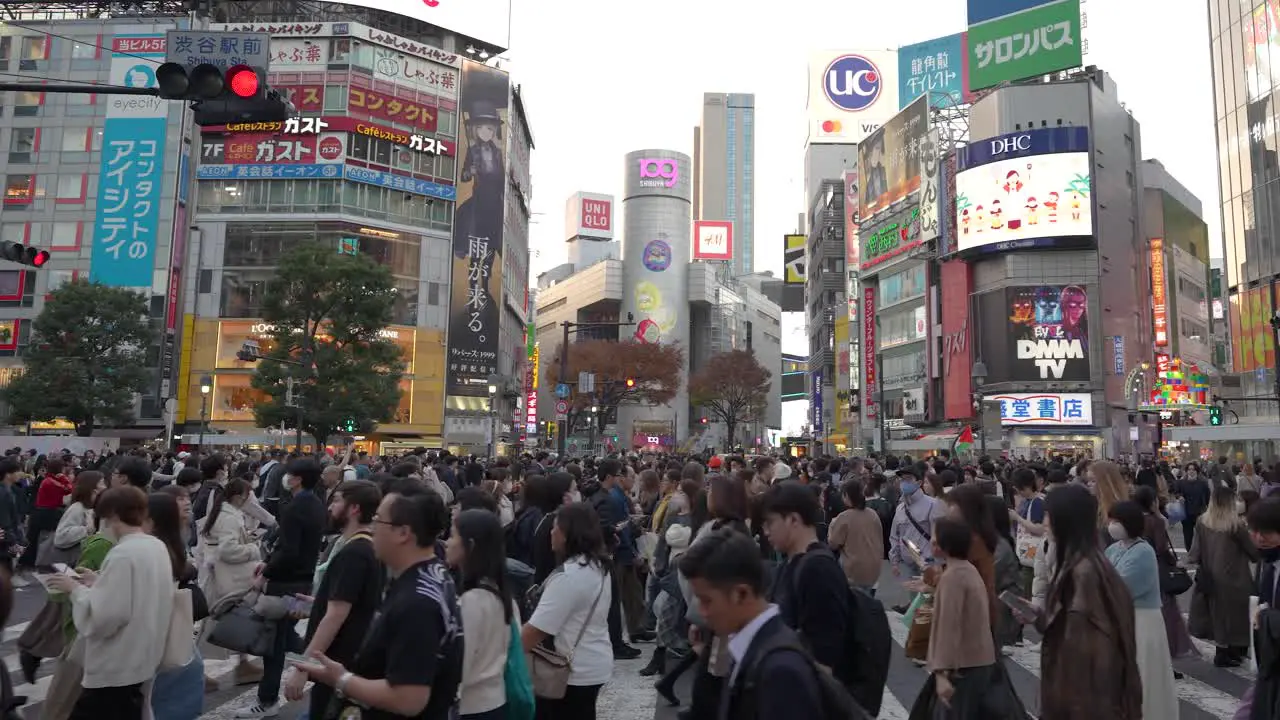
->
xmin=178 ymin=319 xmax=445 ymax=452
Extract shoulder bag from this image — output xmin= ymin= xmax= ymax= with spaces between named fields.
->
xmin=526 ymin=570 xmax=606 ymax=700
xmin=1014 ymin=496 xmax=1044 ymax=569
xmin=159 ymin=586 xmax=195 ymax=671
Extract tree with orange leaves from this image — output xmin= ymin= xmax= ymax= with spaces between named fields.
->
xmin=544 ymin=339 xmax=684 ymax=435
xmin=688 ymin=349 xmax=771 ymax=450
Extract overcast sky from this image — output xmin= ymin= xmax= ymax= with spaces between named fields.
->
xmin=505 ymin=0 xmax=1217 ymax=432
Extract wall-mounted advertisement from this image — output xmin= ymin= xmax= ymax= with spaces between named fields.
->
xmin=955 ymin=126 xmax=1092 ymax=253
xmin=1246 ymin=2 xmax=1280 ymax=101
xmin=993 ymin=392 xmax=1092 ymax=426
xmin=858 ymin=95 xmax=928 ymax=218
xmin=811 ymin=371 xmax=824 ymax=432
xmin=693 ymin=221 xmax=734 ymax=261
xmin=1008 ymin=285 xmax=1089 ymax=381
xmin=446 ymin=60 xmax=510 ymax=396
xmin=1150 ymin=238 xmax=1169 ymax=346
xmin=898 ymin=33 xmax=970 ymax=109
xmin=863 ymin=286 xmax=878 ymax=421
xmin=861 ymin=206 xmax=921 ymax=271
xmin=918 ymin=129 xmax=942 ymax=244
xmin=807 ymin=49 xmax=900 ymax=144
xmin=1229 ymin=285 xmax=1276 ymax=373
xmin=967 ymin=0 xmax=1082 ymax=90
xmin=843 ymin=170 xmax=860 ymax=268
xmin=784 ymin=234 xmax=806 ymax=284
xmin=566 ymin=192 xmax=614 ymax=240
xmin=940 ymin=261 xmax=973 ymax=420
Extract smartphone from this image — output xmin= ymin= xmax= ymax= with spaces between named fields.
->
xmin=903 ymin=538 xmax=925 ymax=567
xmin=285 ymin=652 xmax=312 ymax=667
xmin=288 ymin=595 xmax=314 ymax=616
xmin=999 ymin=590 xmax=1038 ymax=618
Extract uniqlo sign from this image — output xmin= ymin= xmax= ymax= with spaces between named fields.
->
xmin=582 ymin=198 xmax=611 ymax=234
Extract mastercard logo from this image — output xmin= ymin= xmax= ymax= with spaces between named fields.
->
xmin=820 ymin=120 xmax=844 ymax=133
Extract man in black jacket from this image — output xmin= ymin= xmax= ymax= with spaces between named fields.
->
xmin=760 ymin=481 xmax=852 ymax=684
xmin=238 ymin=457 xmax=327 ymax=719
xmin=677 ymin=528 xmax=829 ymax=720
xmin=0 ymin=459 xmax=24 ymax=568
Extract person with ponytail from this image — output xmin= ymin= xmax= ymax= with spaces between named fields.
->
xmin=196 ymin=478 xmax=261 ymax=605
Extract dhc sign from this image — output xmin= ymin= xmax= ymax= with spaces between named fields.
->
xmin=958 ymin=126 xmax=1090 ymax=170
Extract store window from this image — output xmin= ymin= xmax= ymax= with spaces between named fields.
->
xmin=12 ymin=91 xmax=40 ymax=117
xmin=19 ymin=36 xmax=47 ymax=60
xmin=56 ymin=175 xmax=85 ymax=202
xmin=879 ymin=264 xmax=927 ymax=307
xmin=324 ymin=84 xmax=348 ymax=112
xmin=70 ymin=38 xmax=97 ymax=59
xmin=50 ymin=221 xmax=80 ymax=250
xmin=61 ymin=128 xmax=89 ymax=152
xmin=438 ymin=108 xmax=456 ymax=136
xmin=879 ymin=305 xmax=927 ymax=349
xmin=8 ymin=128 xmax=35 ymax=157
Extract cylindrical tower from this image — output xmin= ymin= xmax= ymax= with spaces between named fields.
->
xmin=619 ymin=149 xmax=692 ymax=451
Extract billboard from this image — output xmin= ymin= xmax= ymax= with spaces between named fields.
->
xmin=807 ymin=49 xmax=900 ymax=144
xmin=859 ymin=95 xmax=928 ymax=218
xmin=994 ymin=285 xmax=1090 ymax=382
xmin=784 ymin=234 xmax=806 ymax=284
xmin=318 ymin=0 xmax=511 ymax=50
xmin=967 ymin=0 xmax=1083 ymax=90
xmin=445 ymin=60 xmax=510 ymax=396
xmin=898 ymin=33 xmax=970 ymax=109
xmin=1245 ymin=2 xmax=1280 ymax=101
xmin=918 ymin=130 xmax=942 ymax=244
xmin=843 ymin=170 xmax=860 ymax=268
xmin=1229 ymin=285 xmax=1276 ymax=373
xmin=940 ymin=261 xmax=973 ymax=420
xmin=860 ymin=205 xmax=921 ymax=271
xmin=565 ymin=192 xmax=614 ymax=240
xmin=994 ymin=393 xmax=1092 ymax=426
xmin=955 ymin=127 xmax=1092 ymax=253
xmin=1150 ymin=238 xmax=1169 ymax=347
xmin=200 ymin=133 xmax=346 ymax=165
xmin=693 ymin=221 xmax=734 ymax=261
xmin=91 ymin=35 xmax=170 ymax=288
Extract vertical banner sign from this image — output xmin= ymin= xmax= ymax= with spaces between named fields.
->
xmin=843 ymin=170 xmax=860 ymax=272
xmin=863 ymin=286 xmax=878 ymax=421
xmin=446 ymin=60 xmax=511 ymax=395
xmin=941 ymin=261 xmax=974 ymax=420
xmin=1112 ymin=335 xmax=1125 ymax=375
xmin=918 ymin=129 xmax=941 ymax=243
xmin=812 ymin=371 xmax=824 ymax=433
xmin=525 ymin=344 xmax=539 ymax=435
xmin=90 ymin=35 xmax=169 ymax=287
xmin=1150 ymin=237 xmax=1169 ymax=346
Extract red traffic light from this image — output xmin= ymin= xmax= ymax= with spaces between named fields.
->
xmin=31 ymin=250 xmax=49 ymax=267
xmin=0 ymin=242 xmax=49 ymax=268
xmin=700 ymin=417 xmax=708 ymax=424
xmin=226 ymin=65 xmax=260 ymax=98
xmin=625 ymin=378 xmax=635 ymax=388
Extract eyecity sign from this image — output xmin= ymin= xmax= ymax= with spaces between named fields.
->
xmin=638 ymin=158 xmax=679 ymax=188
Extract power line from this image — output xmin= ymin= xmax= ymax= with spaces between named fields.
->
xmin=0 ymin=17 xmax=163 ymax=65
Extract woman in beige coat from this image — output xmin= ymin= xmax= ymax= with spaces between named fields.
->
xmin=196 ymin=478 xmax=261 ymax=605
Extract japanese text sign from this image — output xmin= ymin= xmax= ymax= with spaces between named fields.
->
xmin=348 ymin=86 xmax=437 ymax=133
xmin=270 ymin=38 xmax=328 ymax=68
xmin=1151 ymin=238 xmax=1168 ymax=346
xmin=91 ymin=34 xmax=169 ymax=288
xmin=861 ymin=206 xmax=922 ymax=270
xmin=196 ymin=164 xmax=342 ymax=180
xmin=165 ymin=29 xmax=269 ymax=69
xmin=899 ymin=33 xmax=970 ymax=109
xmin=201 ymin=133 xmax=345 ymax=164
xmin=994 ymin=392 xmax=1092 ymax=426
xmin=967 ymin=0 xmax=1082 ymax=90
xmin=277 ymin=85 xmax=323 ymax=112
xmin=863 ymin=286 xmax=878 ymax=421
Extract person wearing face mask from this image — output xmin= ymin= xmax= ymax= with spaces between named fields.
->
xmin=887 ymin=467 xmax=948 ymax=614
xmin=1186 ymin=485 xmax=1259 ymax=668
xmin=1104 ymin=501 xmax=1179 ymax=719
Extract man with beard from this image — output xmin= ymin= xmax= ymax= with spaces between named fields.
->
xmin=283 ymin=480 xmax=385 ymax=717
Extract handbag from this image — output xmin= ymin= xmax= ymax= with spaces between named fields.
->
xmin=35 ymin=532 xmax=81 ymax=568
xmin=160 ymin=587 xmax=195 ymax=671
xmin=904 ymin=594 xmax=933 ymax=661
xmin=1160 ymin=566 xmax=1193 ymax=596
xmin=505 ymin=616 xmax=536 ymax=720
xmin=1165 ymin=499 xmax=1186 ymax=525
xmin=526 ymin=572 xmax=606 ymax=700
xmin=205 ymin=603 xmax=277 ymax=656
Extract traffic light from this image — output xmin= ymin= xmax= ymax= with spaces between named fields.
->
xmin=341 ymin=416 xmax=357 ymax=433
xmin=700 ymin=417 xmax=708 ymax=424
xmin=156 ymin=62 xmax=293 ymax=126
xmin=0 ymin=242 xmax=49 ymax=268
xmin=1208 ymin=406 xmax=1223 ymax=426
xmin=625 ymin=377 xmax=636 ymax=389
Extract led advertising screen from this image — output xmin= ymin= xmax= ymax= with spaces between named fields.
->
xmin=1007 ymin=285 xmax=1089 ymax=382
xmin=955 ymin=127 xmax=1092 ymax=253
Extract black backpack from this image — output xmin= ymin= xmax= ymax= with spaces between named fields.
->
xmin=794 ymin=549 xmax=892 ymax=716
xmin=739 ymin=632 xmax=873 ymax=720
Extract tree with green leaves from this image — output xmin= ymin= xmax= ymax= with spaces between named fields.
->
xmin=3 ymin=280 xmax=156 ymax=436
xmin=249 ymin=242 xmax=406 ymax=444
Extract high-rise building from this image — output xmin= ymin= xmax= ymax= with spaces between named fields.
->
xmin=693 ymin=93 xmax=755 ymax=276
xmin=1206 ymin=0 xmax=1280 ymax=433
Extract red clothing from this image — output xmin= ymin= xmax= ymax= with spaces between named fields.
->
xmin=34 ymin=473 xmax=72 ymax=510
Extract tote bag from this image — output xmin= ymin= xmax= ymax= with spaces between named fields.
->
xmin=504 ymin=617 xmax=535 ymax=720
xmin=159 ymin=587 xmax=195 ymax=671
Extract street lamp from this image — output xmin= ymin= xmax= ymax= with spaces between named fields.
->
xmin=198 ymin=374 xmax=213 ymax=458
xmin=487 ymin=380 xmax=499 ymax=459
xmin=589 ymin=405 xmax=598 ymax=454
xmin=971 ymin=359 xmax=988 ymax=459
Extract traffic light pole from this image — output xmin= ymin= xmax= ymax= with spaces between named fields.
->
xmin=0 ymin=83 xmax=158 ymax=96
xmin=556 ymin=319 xmax=636 ymax=457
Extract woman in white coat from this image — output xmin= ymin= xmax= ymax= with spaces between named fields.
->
xmin=196 ymin=478 xmax=261 ymax=606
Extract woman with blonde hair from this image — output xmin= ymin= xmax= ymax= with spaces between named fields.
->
xmin=1186 ymin=484 xmax=1259 ymax=667
xmin=1090 ymin=461 xmax=1129 ymax=536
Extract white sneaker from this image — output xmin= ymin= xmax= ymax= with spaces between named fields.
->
xmin=10 ymin=575 xmax=29 ymax=588
xmin=234 ymin=702 xmax=278 ymax=718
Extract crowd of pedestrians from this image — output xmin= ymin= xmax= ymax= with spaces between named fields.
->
xmin=0 ymin=445 xmax=1275 ymax=719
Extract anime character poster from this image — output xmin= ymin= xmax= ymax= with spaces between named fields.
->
xmin=446 ymin=60 xmax=510 ymax=396
xmin=1007 ymin=285 xmax=1090 ymax=382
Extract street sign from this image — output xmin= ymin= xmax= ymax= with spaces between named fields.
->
xmin=578 ymin=372 xmax=595 ymax=394
xmin=165 ymin=30 xmax=270 ymax=70
xmin=555 ymin=383 xmax=571 ymax=399
xmin=555 ymin=399 xmax=569 ymax=421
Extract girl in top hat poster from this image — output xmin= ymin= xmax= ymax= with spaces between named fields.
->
xmin=456 ymin=99 xmax=505 ymax=248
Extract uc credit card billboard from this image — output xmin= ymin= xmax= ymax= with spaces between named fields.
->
xmin=807 ymin=49 xmax=899 ymax=144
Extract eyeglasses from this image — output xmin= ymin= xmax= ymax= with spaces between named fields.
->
xmin=371 ymin=514 xmax=401 ymax=528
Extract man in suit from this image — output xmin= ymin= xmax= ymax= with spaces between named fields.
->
xmin=677 ymin=527 xmax=826 ymax=720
